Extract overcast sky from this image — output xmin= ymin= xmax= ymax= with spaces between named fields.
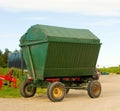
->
xmin=0 ymin=0 xmax=120 ymax=67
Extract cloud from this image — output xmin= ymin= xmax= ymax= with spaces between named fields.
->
xmin=0 ymin=33 xmax=21 ymax=51
xmin=24 ymin=17 xmax=47 ymax=21
xmin=0 ymin=0 xmax=120 ymax=16
xmin=88 ymin=19 xmax=120 ymax=26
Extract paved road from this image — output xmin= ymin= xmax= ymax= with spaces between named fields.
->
xmin=0 ymin=75 xmax=120 ymax=111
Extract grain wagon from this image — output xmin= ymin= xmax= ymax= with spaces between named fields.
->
xmin=19 ymin=24 xmax=101 ymax=102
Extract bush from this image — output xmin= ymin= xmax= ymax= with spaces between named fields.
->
xmin=0 ymin=68 xmax=46 ymax=98
xmin=0 ymin=68 xmax=23 ymax=97
xmin=100 ymin=67 xmax=120 ymax=74
xmin=0 ymin=67 xmax=23 ymax=84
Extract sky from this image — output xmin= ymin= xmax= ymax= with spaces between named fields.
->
xmin=0 ymin=0 xmax=120 ymax=68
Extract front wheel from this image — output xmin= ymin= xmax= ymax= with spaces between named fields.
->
xmin=87 ymin=80 xmax=101 ymax=98
xmin=20 ymin=80 xmax=36 ymax=98
xmin=47 ymin=82 xmax=66 ymax=102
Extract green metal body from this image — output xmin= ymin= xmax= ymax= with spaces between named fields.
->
xmin=20 ymin=24 xmax=101 ymax=80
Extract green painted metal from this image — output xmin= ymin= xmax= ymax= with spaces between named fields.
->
xmin=27 ymin=46 xmax=36 ymax=79
xmin=20 ymin=24 xmax=101 ymax=80
xmin=20 ymin=24 xmax=100 ymax=45
xmin=44 ymin=42 xmax=101 ymax=77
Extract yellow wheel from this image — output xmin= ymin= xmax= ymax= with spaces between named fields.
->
xmin=47 ymin=82 xmax=66 ymax=102
xmin=52 ymin=86 xmax=63 ymax=98
xmin=87 ymin=80 xmax=101 ymax=98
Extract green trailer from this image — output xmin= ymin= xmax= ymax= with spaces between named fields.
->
xmin=19 ymin=24 xmax=102 ymax=102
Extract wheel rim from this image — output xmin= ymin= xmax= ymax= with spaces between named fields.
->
xmin=92 ymin=84 xmax=100 ymax=96
xmin=25 ymin=85 xmax=35 ymax=96
xmin=52 ymin=86 xmax=63 ymax=98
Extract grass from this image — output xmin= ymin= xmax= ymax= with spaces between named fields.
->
xmin=100 ymin=66 xmax=120 ymax=74
xmin=0 ymin=84 xmax=47 ymax=98
xmin=0 ymin=67 xmax=23 ymax=98
xmin=0 ymin=67 xmax=46 ymax=98
xmin=0 ymin=86 xmax=21 ymax=98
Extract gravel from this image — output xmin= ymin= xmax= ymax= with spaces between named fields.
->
xmin=0 ymin=75 xmax=120 ymax=111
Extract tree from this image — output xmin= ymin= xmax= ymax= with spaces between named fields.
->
xmin=0 ymin=56 xmax=4 ymax=67
xmin=0 ymin=50 xmax=4 ymax=67
xmin=0 ymin=50 xmax=2 ymax=55
xmin=0 ymin=48 xmax=21 ymax=68
xmin=0 ymin=49 xmax=10 ymax=67
xmin=14 ymin=49 xmax=20 ymax=53
xmin=2 ymin=48 xmax=10 ymax=67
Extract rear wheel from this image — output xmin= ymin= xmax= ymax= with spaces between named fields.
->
xmin=47 ymin=82 xmax=66 ymax=102
xmin=87 ymin=80 xmax=101 ymax=98
xmin=20 ymin=80 xmax=36 ymax=98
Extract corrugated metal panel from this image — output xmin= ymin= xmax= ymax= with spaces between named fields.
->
xmin=20 ymin=24 xmax=101 ymax=80
xmin=44 ymin=42 xmax=100 ymax=77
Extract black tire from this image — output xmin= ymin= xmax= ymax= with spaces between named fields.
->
xmin=20 ymin=80 xmax=36 ymax=98
xmin=87 ymin=80 xmax=101 ymax=98
xmin=47 ymin=82 xmax=66 ymax=102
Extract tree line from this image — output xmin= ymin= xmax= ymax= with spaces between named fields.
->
xmin=0 ymin=49 xmax=19 ymax=68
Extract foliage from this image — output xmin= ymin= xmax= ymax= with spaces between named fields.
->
xmin=0 ymin=68 xmax=46 ymax=98
xmin=0 ymin=49 xmax=11 ymax=68
xmin=100 ymin=66 xmax=120 ymax=74
xmin=0 ymin=68 xmax=23 ymax=90
xmin=0 ymin=67 xmax=22 ymax=79
xmin=0 ymin=86 xmax=21 ymax=98
xmin=0 ymin=49 xmax=20 ymax=68
xmin=0 ymin=48 xmax=46 ymax=97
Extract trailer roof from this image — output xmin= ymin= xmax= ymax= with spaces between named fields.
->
xmin=20 ymin=24 xmax=100 ymax=44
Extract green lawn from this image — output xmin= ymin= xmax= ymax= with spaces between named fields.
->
xmin=0 ymin=67 xmax=46 ymax=98
xmin=0 ymin=85 xmax=46 ymax=98
xmin=0 ymin=85 xmax=21 ymax=98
